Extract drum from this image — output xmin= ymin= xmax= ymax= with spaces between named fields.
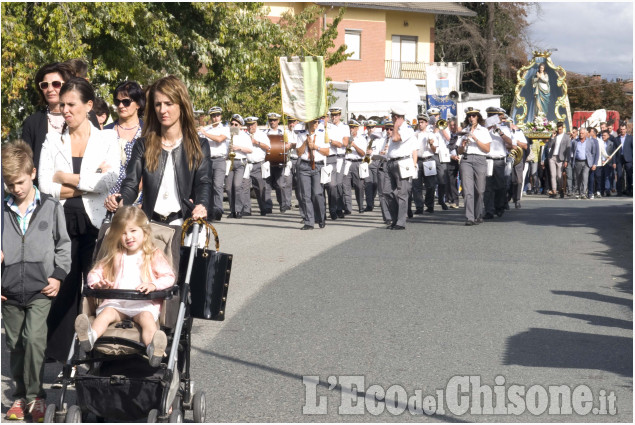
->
xmin=265 ymin=135 xmax=288 ymax=165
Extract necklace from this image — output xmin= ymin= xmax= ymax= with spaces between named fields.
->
xmin=117 ymin=122 xmax=139 ymax=131
xmin=46 ymin=106 xmax=64 ymax=131
xmin=161 ymin=137 xmax=182 ymax=149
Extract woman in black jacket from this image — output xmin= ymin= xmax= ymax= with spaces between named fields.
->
xmin=21 ymin=62 xmax=74 ymax=186
xmin=106 ymin=75 xmax=210 ymax=222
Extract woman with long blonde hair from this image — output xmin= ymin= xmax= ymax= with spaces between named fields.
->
xmin=74 ymin=206 xmax=175 ymax=366
xmin=106 ymin=75 xmax=211 ymax=223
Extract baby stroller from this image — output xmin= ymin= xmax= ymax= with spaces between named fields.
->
xmin=45 ymin=215 xmax=232 ymax=423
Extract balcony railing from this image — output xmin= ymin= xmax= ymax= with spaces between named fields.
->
xmin=385 ymin=60 xmax=426 ymax=80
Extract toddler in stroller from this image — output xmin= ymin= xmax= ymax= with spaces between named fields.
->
xmin=74 ymin=206 xmax=175 ymax=366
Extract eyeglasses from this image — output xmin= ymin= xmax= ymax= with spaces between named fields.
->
xmin=38 ymin=81 xmax=63 ymax=90
xmin=230 ymin=122 xmax=241 ymax=127
xmin=114 ymin=98 xmax=133 ymax=107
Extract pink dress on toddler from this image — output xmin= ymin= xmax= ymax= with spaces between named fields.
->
xmin=87 ymin=249 xmax=176 ymax=321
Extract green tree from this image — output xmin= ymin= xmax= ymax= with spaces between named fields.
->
xmin=1 ymin=2 xmax=347 ymax=140
xmin=567 ymin=76 xmax=633 ymax=121
xmin=434 ymin=2 xmax=535 ymax=111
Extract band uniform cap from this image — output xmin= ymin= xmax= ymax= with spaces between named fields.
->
xmin=348 ymin=119 xmax=360 ymax=127
xmin=208 ymin=106 xmax=222 ymax=114
xmin=497 ymin=107 xmax=507 ymax=114
xmin=245 ymin=116 xmax=259 ymax=124
xmin=366 ymin=120 xmax=378 ymax=127
xmin=383 ymin=119 xmax=394 ymax=127
xmin=390 ymin=105 xmax=407 ymax=116
xmin=329 ymin=106 xmax=342 ymax=113
xmin=427 ymin=107 xmax=440 ymax=115
xmin=464 ymin=106 xmax=481 ymax=115
xmin=230 ymin=114 xmax=244 ymax=125
xmin=285 ymin=115 xmax=298 ymax=122
xmin=418 ymin=114 xmax=430 ymax=121
xmin=267 ymin=112 xmax=281 ymax=119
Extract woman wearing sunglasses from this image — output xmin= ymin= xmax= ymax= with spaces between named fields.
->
xmin=104 ymin=81 xmax=145 ymax=195
xmin=105 ymin=75 xmax=211 ymax=224
xmin=21 ymin=62 xmax=74 ymax=186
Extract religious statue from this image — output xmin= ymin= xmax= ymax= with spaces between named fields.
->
xmin=532 ymin=63 xmax=550 ymax=115
xmin=511 ymin=51 xmax=572 ymax=133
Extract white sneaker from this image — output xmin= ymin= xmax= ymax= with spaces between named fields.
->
xmin=589 ymin=194 xmax=595 ymax=199
xmin=595 ymin=192 xmax=602 ymax=198
xmin=147 ymin=330 xmax=168 ymax=367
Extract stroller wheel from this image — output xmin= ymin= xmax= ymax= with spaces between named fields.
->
xmin=65 ymin=405 xmax=82 ymax=423
xmin=168 ymin=409 xmax=183 ymax=423
xmin=147 ymin=409 xmax=159 ymax=423
xmin=192 ymin=391 xmax=206 ymax=423
xmin=44 ymin=404 xmax=57 ymax=423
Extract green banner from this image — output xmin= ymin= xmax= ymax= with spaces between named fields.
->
xmin=280 ymin=56 xmax=327 ymax=122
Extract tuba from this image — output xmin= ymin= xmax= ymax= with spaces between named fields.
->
xmin=508 ymin=146 xmax=524 ymax=166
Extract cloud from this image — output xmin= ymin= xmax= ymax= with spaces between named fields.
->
xmin=527 ymin=2 xmax=633 ymax=78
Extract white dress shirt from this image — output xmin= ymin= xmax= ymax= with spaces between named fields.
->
xmin=246 ymin=131 xmax=271 ymax=163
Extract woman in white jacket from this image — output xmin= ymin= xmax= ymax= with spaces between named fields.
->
xmin=38 ymin=77 xmax=120 ymax=363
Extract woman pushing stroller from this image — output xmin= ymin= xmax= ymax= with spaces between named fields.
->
xmin=74 ymin=206 xmax=175 ymax=366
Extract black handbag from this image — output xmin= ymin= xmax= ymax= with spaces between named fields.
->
xmin=178 ymin=219 xmax=232 ymax=321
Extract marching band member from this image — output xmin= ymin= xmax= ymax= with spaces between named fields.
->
xmin=263 ymin=112 xmax=287 ymax=213
xmin=198 ymin=106 xmax=229 ymax=221
xmin=225 ymin=114 xmax=252 ymax=219
xmin=286 ymin=116 xmax=305 ymax=220
xmin=377 ymin=120 xmax=393 ymax=224
xmin=296 ymin=119 xmax=330 ymax=230
xmin=458 ymin=107 xmax=492 ymax=226
xmin=343 ymin=120 xmax=367 ymax=213
xmin=419 ymin=113 xmax=439 ymax=213
xmin=428 ymin=107 xmax=451 ymax=211
xmin=505 ymin=113 xmax=528 ymax=208
xmin=411 ymin=114 xmax=429 ymax=215
xmin=385 ymin=106 xmax=417 ymax=230
xmin=446 ymin=117 xmax=461 ymax=209
xmin=484 ymin=106 xmax=513 ymax=219
xmin=325 ymin=107 xmax=348 ymax=219
xmin=243 ymin=116 xmax=271 ymax=216
xmin=363 ymin=120 xmax=382 ymax=212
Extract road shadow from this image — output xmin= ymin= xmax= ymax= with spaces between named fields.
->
xmin=536 ymin=310 xmax=632 ymax=330
xmin=503 ymin=328 xmax=632 ymax=378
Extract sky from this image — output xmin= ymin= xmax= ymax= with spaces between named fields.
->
xmin=526 ymin=1 xmax=633 ymax=80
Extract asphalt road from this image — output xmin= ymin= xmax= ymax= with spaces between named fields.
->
xmin=2 ymin=195 xmax=633 ymax=422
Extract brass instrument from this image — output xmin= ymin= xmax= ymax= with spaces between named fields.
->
xmin=228 ymin=126 xmax=239 ymax=171
xmin=508 ymin=146 xmax=524 ymax=166
xmin=435 ymin=119 xmax=448 ymax=130
xmin=363 ymin=136 xmax=373 ymax=164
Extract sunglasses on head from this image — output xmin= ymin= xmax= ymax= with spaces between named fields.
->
xmin=39 ymin=81 xmax=63 ymax=90
xmin=114 ymin=98 xmax=133 ymax=107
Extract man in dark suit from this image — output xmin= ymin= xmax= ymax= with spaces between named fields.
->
xmin=599 ymin=130 xmax=617 ymax=197
xmin=615 ymin=123 xmax=633 ymax=196
xmin=545 ymin=121 xmax=571 ymax=198
xmin=572 ymin=127 xmax=599 ymax=199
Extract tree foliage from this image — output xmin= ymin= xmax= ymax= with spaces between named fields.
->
xmin=434 ymin=2 xmax=536 ymax=111
xmin=1 ymin=2 xmax=348 ymax=140
xmin=567 ymin=76 xmax=633 ymax=120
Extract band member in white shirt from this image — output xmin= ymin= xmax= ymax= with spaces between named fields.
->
xmin=411 ymin=114 xmax=429 ymax=215
xmin=363 ymin=120 xmax=382 ymax=212
xmin=457 ymin=107 xmax=492 ymax=226
xmin=198 ymin=106 xmax=229 ymax=221
xmin=296 ymin=119 xmax=330 ymax=230
xmin=343 ymin=120 xmax=367 ymax=213
xmin=263 ymin=112 xmax=286 ymax=213
xmin=325 ymin=107 xmax=348 ymax=219
xmin=385 ymin=106 xmax=417 ymax=230
xmin=484 ymin=107 xmax=513 ymax=219
xmin=225 ymin=114 xmax=252 ymax=218
xmin=243 ymin=116 xmax=271 ymax=216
